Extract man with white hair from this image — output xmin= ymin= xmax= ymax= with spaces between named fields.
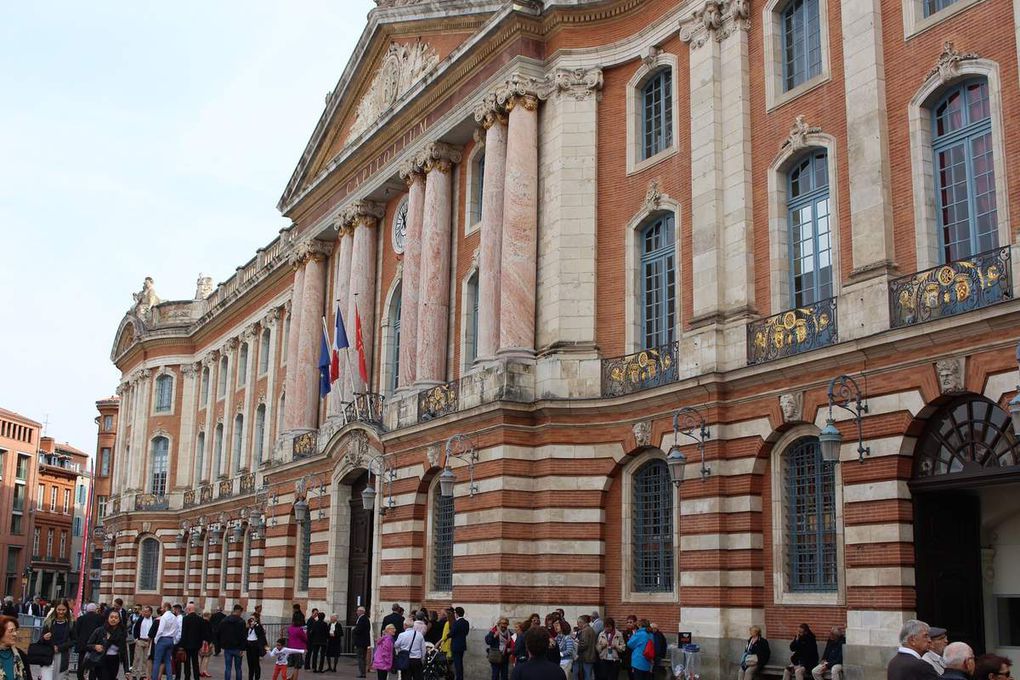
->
xmin=941 ymin=642 xmax=975 ymax=680
xmin=887 ymin=620 xmax=939 ymax=680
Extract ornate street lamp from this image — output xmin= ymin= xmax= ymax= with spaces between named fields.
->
xmin=666 ymin=407 xmax=711 ymax=487
xmin=1009 ymin=342 xmax=1020 ymax=435
xmin=439 ymin=434 xmax=479 ymax=498
xmin=293 ymin=474 xmax=328 ymax=524
xmin=820 ymin=374 xmax=870 ymax=464
xmin=361 ymin=453 xmax=396 ymax=513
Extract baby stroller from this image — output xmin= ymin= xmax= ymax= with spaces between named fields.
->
xmin=422 ymin=642 xmax=449 ymax=680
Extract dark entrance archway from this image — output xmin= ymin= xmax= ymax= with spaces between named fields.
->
xmin=345 ymin=471 xmax=373 ymax=625
xmin=911 ymin=395 xmax=1020 ymax=655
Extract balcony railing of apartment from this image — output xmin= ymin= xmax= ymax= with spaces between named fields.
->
xmin=747 ymin=297 xmax=838 ymax=365
xmin=600 ymin=340 xmax=680 ymax=398
xmin=418 ymin=381 xmax=459 ymax=422
xmin=134 ymin=494 xmax=169 ymax=511
xmin=343 ymin=392 xmax=385 ymax=429
xmin=889 ymin=247 xmax=1012 ymax=328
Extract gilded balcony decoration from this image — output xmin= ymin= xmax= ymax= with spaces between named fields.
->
xmin=345 ymin=392 xmax=385 ymax=429
xmin=747 ymin=297 xmax=838 ymax=365
xmin=199 ymin=485 xmax=213 ymax=504
xmin=293 ymin=431 xmax=317 ymax=458
xmin=111 ymin=497 xmax=121 ymax=514
xmin=601 ymin=341 xmax=679 ymax=398
xmin=218 ymin=479 xmax=233 ymax=498
xmin=239 ymin=472 xmax=256 ymax=494
xmin=183 ymin=489 xmax=197 ymax=507
xmin=890 ymin=247 xmax=1012 ymax=328
xmin=418 ymin=381 xmax=459 ymax=422
xmin=134 ymin=494 xmax=169 ymax=511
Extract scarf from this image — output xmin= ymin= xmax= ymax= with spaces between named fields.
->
xmin=0 ymin=647 xmax=26 ymax=680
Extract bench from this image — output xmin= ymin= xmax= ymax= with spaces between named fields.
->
xmin=760 ymin=665 xmax=831 ymax=679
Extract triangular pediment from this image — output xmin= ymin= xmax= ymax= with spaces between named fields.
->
xmin=278 ymin=3 xmax=499 ymax=212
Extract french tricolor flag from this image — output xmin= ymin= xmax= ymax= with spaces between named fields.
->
xmin=332 ymin=301 xmax=349 ymax=384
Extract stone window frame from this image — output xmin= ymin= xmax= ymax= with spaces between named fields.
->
xmin=232 ymin=413 xmax=245 ymax=475
xmin=217 ymin=356 xmax=229 ymax=401
xmin=258 ymin=328 xmax=272 ymax=377
xmin=195 ymin=431 xmax=207 ymax=484
xmin=464 ymin=143 xmax=485 ymax=235
xmin=624 ymin=195 xmax=682 ymax=354
xmin=137 ymin=534 xmax=162 ymax=594
xmin=626 ymin=52 xmax=680 ymax=176
xmin=200 ymin=366 xmax=210 ymax=407
xmin=237 ymin=342 xmax=249 ymax=388
xmin=253 ymin=404 xmax=267 ymax=468
xmin=620 ymin=448 xmax=680 ymax=604
xmin=908 ymin=59 xmax=1011 ymax=271
xmin=902 ymin=0 xmax=986 ymax=39
xmin=769 ymin=425 xmax=846 ymax=606
xmin=149 ymin=434 xmax=171 ymax=497
xmin=767 ymin=132 xmax=842 ymax=314
xmin=762 ymin=0 xmax=831 ymax=111
xmin=424 ymin=475 xmax=454 ymax=601
xmin=152 ymin=369 xmax=176 ymax=416
xmin=458 ymin=262 xmax=480 ymax=373
xmin=379 ymin=275 xmax=402 ymax=396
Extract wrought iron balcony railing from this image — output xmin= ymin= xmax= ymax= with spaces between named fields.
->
xmin=292 ymin=431 xmax=317 ymax=459
xmin=199 ymin=485 xmax=213 ymax=504
xmin=134 ymin=494 xmax=169 ymax=511
xmin=889 ymin=247 xmax=1012 ymax=328
xmin=344 ymin=392 xmax=385 ymax=428
xmin=747 ymin=297 xmax=838 ymax=365
xmin=418 ymin=381 xmax=459 ymax=422
xmin=183 ymin=489 xmax=196 ymax=507
xmin=217 ymin=479 xmax=233 ymax=498
xmin=239 ymin=472 xmax=256 ymax=494
xmin=600 ymin=341 xmax=680 ymax=398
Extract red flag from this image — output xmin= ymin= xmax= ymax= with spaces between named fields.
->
xmin=354 ymin=306 xmax=368 ymax=385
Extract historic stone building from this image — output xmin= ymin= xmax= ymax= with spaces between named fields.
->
xmin=99 ymin=0 xmax=1020 ymax=676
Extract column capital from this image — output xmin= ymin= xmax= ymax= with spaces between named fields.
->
xmin=339 ymin=199 xmax=386 ymax=231
xmin=288 ymin=238 xmax=332 ymax=267
xmin=473 ymin=94 xmax=509 ymax=129
xmin=679 ymin=0 xmax=749 ymax=48
xmin=416 ymin=141 xmax=463 ymax=174
xmin=491 ymin=68 xmax=604 ymax=109
xmin=224 ymin=337 xmax=240 ymax=352
xmin=263 ymin=307 xmax=281 ymax=328
xmin=181 ymin=362 xmax=201 ymax=379
xmin=398 ymin=158 xmax=426 ymax=186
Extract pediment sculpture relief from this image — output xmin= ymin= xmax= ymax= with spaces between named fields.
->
xmin=346 ymin=41 xmax=439 ymax=144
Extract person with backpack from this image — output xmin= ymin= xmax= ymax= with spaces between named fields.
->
xmin=649 ymin=624 xmax=668 ymax=680
xmin=626 ymin=620 xmax=654 ymax=680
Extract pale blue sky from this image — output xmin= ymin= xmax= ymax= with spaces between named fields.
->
xmin=0 ymin=1 xmax=375 ymax=454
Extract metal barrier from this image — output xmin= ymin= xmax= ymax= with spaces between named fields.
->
xmin=260 ymin=623 xmax=358 ymax=656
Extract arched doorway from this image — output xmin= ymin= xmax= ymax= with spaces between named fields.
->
xmin=911 ymin=395 xmax=1020 ymax=656
xmin=345 ymin=471 xmax=373 ymax=624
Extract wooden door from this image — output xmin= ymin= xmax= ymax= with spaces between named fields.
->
xmin=346 ymin=472 xmax=373 ymax=625
xmin=914 ymin=492 xmax=985 ymax=653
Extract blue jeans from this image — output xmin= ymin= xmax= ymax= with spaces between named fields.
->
xmin=573 ymin=661 xmax=595 ymax=680
xmin=223 ymin=649 xmax=243 ymax=680
xmin=152 ymin=637 xmax=175 ymax=680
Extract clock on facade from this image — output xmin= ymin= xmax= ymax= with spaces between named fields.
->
xmin=392 ymin=198 xmax=408 ymax=255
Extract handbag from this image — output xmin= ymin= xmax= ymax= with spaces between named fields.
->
xmin=642 ymin=638 xmax=655 ymax=662
xmin=27 ymin=641 xmax=55 ymax=666
xmin=395 ymin=632 xmax=416 ymax=671
xmin=486 ymin=647 xmax=503 ymax=665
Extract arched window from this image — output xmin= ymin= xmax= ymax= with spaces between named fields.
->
xmin=253 ymin=405 xmax=266 ymax=467
xmin=915 ymin=396 xmax=1020 ymax=478
xmin=138 ymin=537 xmax=160 ymax=591
xmin=232 ymin=414 xmax=244 ymax=473
xmin=932 ymin=80 xmax=997 ymax=262
xmin=464 ymin=272 xmax=479 ymax=366
xmin=781 ymin=0 xmax=822 ymax=91
xmin=470 ymin=152 xmax=485 ymax=225
xmin=154 ymin=374 xmax=173 ymax=413
xmin=432 ymin=484 xmax=454 ymax=592
xmin=632 ymin=459 xmax=674 ymax=592
xmin=218 ymin=357 xmax=229 ymax=398
xmin=278 ymin=394 xmax=286 ymax=435
xmin=787 ymin=150 xmax=832 ymax=306
xmin=195 ymin=432 xmax=206 ymax=483
xmin=214 ymin=424 xmax=224 ymax=478
xmin=388 ymin=285 xmax=402 ymax=394
xmin=283 ymin=315 xmax=292 ymax=365
xmin=201 ymin=367 xmax=210 ymax=406
xmin=785 ymin=437 xmax=836 ymax=592
xmin=298 ymin=515 xmax=311 ymax=592
xmin=150 ymin=437 xmax=169 ymax=496
xmin=639 ymin=214 xmax=676 ymax=349
xmin=641 ymin=70 xmax=673 ymax=160
xmin=237 ymin=343 xmax=249 ymax=387
xmin=259 ymin=329 xmax=271 ymax=374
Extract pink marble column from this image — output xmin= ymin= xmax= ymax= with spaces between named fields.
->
xmin=473 ymin=101 xmax=508 ymax=363
xmin=397 ymin=164 xmax=426 ymax=388
xmin=414 ymin=142 xmax=462 ymax=385
xmin=498 ymin=94 xmax=539 ymax=357
xmin=343 ymin=200 xmax=385 ymax=395
xmin=293 ymin=241 xmax=330 ymax=431
xmin=329 ymin=226 xmax=354 ymax=408
xmin=282 ymin=261 xmax=305 ymax=432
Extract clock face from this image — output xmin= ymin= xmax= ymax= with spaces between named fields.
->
xmin=392 ymin=198 xmax=408 ymax=255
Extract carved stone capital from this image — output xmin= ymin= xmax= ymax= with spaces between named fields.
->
xmin=507 ymin=93 xmax=539 ymax=112
xmin=398 ymin=157 xmax=426 ymax=186
xmin=224 ymin=337 xmax=240 ymax=352
xmin=927 ymin=41 xmax=979 ymax=84
xmin=544 ymin=67 xmax=604 ymax=101
xmin=782 ymin=115 xmax=823 ymax=152
xmin=340 ymin=199 xmax=386 ymax=231
xmin=473 ymin=93 xmax=509 ymax=129
xmin=416 ymin=141 xmax=463 ymax=174
xmin=181 ymin=363 xmax=201 ymax=379
xmin=680 ymin=0 xmax=749 ymax=49
xmin=288 ymin=238 xmax=332 ymax=267
xmin=263 ymin=307 xmax=281 ymax=328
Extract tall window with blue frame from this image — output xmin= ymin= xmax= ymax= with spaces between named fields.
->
xmin=154 ymin=374 xmax=173 ymax=413
xmin=787 ymin=150 xmax=832 ymax=306
xmin=253 ymin=405 xmax=266 ymax=467
xmin=150 ymin=437 xmax=169 ymax=496
xmin=781 ymin=0 xmax=822 ymax=91
xmin=432 ymin=485 xmax=454 ymax=592
xmin=785 ymin=437 xmax=837 ymax=592
xmin=299 ymin=516 xmax=311 ymax=592
xmin=471 ymin=153 xmax=485 ymax=225
xmin=923 ymin=0 xmax=958 ymax=17
xmin=465 ymin=272 xmax=479 ymax=365
xmin=931 ymin=79 xmax=997 ymax=263
xmin=641 ymin=70 xmax=672 ymax=160
xmin=389 ymin=285 xmax=402 ymax=393
xmin=632 ymin=459 xmax=674 ymax=593
xmin=640 ymin=214 xmax=676 ymax=349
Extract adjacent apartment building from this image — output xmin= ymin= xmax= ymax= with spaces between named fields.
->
xmin=0 ymin=409 xmax=40 ymax=600
xmin=32 ymin=437 xmax=88 ymax=600
xmin=88 ymin=398 xmax=118 ymax=601
xmin=98 ymin=1 xmax=1020 ymax=677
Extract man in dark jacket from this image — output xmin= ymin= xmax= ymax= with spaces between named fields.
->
xmin=887 ymin=620 xmax=939 ymax=680
xmin=307 ymin=612 xmax=329 ymax=673
xmin=784 ymin=624 xmax=818 ymax=680
xmin=941 ymin=642 xmax=976 ymax=680
xmin=813 ymin=626 xmax=845 ymax=680
xmin=180 ymin=603 xmax=207 ymax=680
xmin=352 ymin=606 xmax=370 ymax=678
xmin=381 ymin=604 xmax=404 ymax=639
xmin=218 ymin=605 xmax=247 ymax=680
xmin=450 ymin=607 xmax=469 ymax=680
xmin=209 ymin=607 xmax=226 ymax=656
xmin=75 ymin=603 xmax=105 ymax=680
xmin=1 ymin=597 xmax=18 ymax=617
xmin=575 ymin=616 xmax=598 ymax=680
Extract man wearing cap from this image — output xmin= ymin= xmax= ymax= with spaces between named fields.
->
xmin=382 ymin=604 xmax=404 ymax=640
xmin=922 ymin=627 xmax=948 ymax=676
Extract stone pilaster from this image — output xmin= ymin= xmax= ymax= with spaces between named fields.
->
xmin=129 ymin=369 xmax=152 ymax=492
xmin=199 ymin=351 xmax=218 ymax=482
xmin=176 ymin=363 xmax=200 ymax=489
xmin=397 ymin=163 xmax=426 ymax=388
xmin=222 ymin=337 xmax=238 ymax=477
xmin=239 ymin=324 xmax=258 ymax=469
xmin=342 ymin=200 xmax=386 ymax=395
xmin=414 ymin=141 xmax=462 ymax=385
xmin=473 ymin=98 xmax=509 ymax=363
xmin=261 ymin=308 xmax=280 ymax=465
xmin=282 ymin=262 xmax=306 ymax=432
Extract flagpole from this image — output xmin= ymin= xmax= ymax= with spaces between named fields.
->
xmin=351 ymin=293 xmax=364 ymax=420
